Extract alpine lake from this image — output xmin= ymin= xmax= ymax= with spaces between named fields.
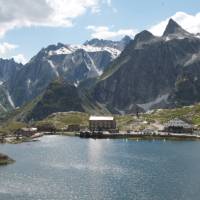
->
xmin=0 ymin=136 xmax=200 ymax=200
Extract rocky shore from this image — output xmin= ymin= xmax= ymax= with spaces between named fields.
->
xmin=0 ymin=153 xmax=15 ymax=165
xmin=79 ymin=131 xmax=200 ymax=140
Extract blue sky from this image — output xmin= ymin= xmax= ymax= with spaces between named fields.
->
xmin=1 ymin=0 xmax=200 ymax=63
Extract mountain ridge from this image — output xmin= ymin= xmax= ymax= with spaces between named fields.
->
xmin=0 ymin=36 xmax=131 ymax=113
xmin=1 ymin=19 xmax=200 ymax=121
xmin=163 ymin=18 xmax=190 ymax=37
xmin=92 ymin=19 xmax=200 ymax=113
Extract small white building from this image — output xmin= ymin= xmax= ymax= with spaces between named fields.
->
xmin=89 ymin=116 xmax=116 ymax=131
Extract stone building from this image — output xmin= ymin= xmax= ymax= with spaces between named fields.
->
xmin=89 ymin=116 xmax=116 ymax=131
xmin=15 ymin=127 xmax=38 ymax=137
xmin=163 ymin=118 xmax=193 ymax=133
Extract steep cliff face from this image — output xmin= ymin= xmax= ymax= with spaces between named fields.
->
xmin=92 ymin=19 xmax=200 ymax=113
xmin=0 ymin=37 xmax=131 ymax=118
xmin=170 ymin=57 xmax=200 ymax=106
xmin=0 ymin=59 xmax=23 ymax=113
xmin=10 ymin=37 xmax=130 ymax=107
xmin=24 ymin=80 xmax=84 ymax=121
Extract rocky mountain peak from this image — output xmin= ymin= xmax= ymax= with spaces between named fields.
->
xmin=84 ymin=37 xmax=130 ymax=51
xmin=121 ymin=35 xmax=132 ymax=44
xmin=84 ymin=38 xmax=102 ymax=46
xmin=163 ymin=18 xmax=189 ymax=37
xmin=134 ymin=30 xmax=155 ymax=43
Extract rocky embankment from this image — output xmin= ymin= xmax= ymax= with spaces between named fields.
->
xmin=0 ymin=153 xmax=15 ymax=165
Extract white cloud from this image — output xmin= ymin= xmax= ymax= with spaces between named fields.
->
xmin=13 ymin=54 xmax=27 ymax=64
xmin=0 ymin=42 xmax=17 ymax=55
xmin=0 ymin=0 xmax=102 ymax=37
xmin=0 ymin=42 xmax=27 ymax=64
xmin=0 ymin=43 xmax=27 ymax=64
xmin=104 ymin=0 xmax=117 ymax=13
xmin=106 ymin=0 xmax=112 ymax=6
xmin=150 ymin=12 xmax=200 ymax=36
xmin=86 ymin=25 xmax=137 ymax=39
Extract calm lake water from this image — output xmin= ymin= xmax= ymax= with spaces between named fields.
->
xmin=0 ymin=136 xmax=200 ymax=200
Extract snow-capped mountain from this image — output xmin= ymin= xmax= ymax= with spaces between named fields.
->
xmin=40 ymin=42 xmax=122 ymax=81
xmin=3 ymin=36 xmax=131 ymax=108
xmin=84 ymin=35 xmax=131 ymax=51
xmin=48 ymin=43 xmax=121 ymax=59
xmin=2 ymin=18 xmax=200 ymax=119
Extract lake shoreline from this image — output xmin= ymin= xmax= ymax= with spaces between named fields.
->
xmin=1 ymin=131 xmax=200 ymax=145
xmin=78 ymin=131 xmax=200 ymax=141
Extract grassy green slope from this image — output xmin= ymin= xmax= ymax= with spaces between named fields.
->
xmin=1 ymin=102 xmax=200 ymax=134
xmin=143 ymin=103 xmax=200 ymax=127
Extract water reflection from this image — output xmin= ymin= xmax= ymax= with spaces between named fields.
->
xmin=0 ymin=136 xmax=200 ymax=200
xmin=87 ymin=139 xmax=104 ymax=162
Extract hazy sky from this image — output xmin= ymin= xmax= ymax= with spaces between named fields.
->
xmin=0 ymin=0 xmax=200 ymax=63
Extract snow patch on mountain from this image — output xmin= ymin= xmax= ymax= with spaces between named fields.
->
xmin=0 ymin=103 xmax=7 ymax=112
xmin=164 ymin=35 xmax=189 ymax=42
xmin=138 ymin=94 xmax=169 ymax=111
xmin=6 ymin=91 xmax=15 ymax=108
xmin=47 ymin=60 xmax=59 ymax=77
xmin=49 ymin=46 xmax=72 ymax=56
xmin=27 ymin=79 xmax=31 ymax=89
xmin=86 ymin=54 xmax=103 ymax=77
xmin=165 ymin=36 xmax=171 ymax=41
xmin=184 ymin=53 xmax=200 ymax=66
xmin=48 ymin=44 xmax=121 ymax=59
xmin=74 ymin=80 xmax=80 ymax=87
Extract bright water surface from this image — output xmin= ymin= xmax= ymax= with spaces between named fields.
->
xmin=0 ymin=136 xmax=200 ymax=200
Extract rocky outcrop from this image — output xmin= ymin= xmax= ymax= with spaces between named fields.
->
xmin=0 ymin=153 xmax=15 ymax=165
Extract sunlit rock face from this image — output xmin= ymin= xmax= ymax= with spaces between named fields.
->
xmin=92 ymin=19 xmax=200 ymax=113
xmin=9 ymin=37 xmax=131 ymax=107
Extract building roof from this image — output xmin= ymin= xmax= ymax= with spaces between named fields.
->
xmin=21 ymin=127 xmax=38 ymax=132
xmin=164 ymin=118 xmax=193 ymax=129
xmin=89 ymin=116 xmax=114 ymax=121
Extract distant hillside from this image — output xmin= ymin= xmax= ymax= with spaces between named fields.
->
xmin=12 ymin=79 xmax=110 ymax=122
xmin=22 ymin=80 xmax=84 ymax=121
xmin=143 ymin=103 xmax=200 ymax=127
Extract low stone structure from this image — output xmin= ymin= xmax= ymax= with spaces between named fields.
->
xmin=15 ymin=127 xmax=38 ymax=137
xmin=89 ymin=116 xmax=116 ymax=131
xmin=37 ymin=123 xmax=56 ymax=132
xmin=163 ymin=118 xmax=193 ymax=133
xmin=66 ymin=124 xmax=80 ymax=132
